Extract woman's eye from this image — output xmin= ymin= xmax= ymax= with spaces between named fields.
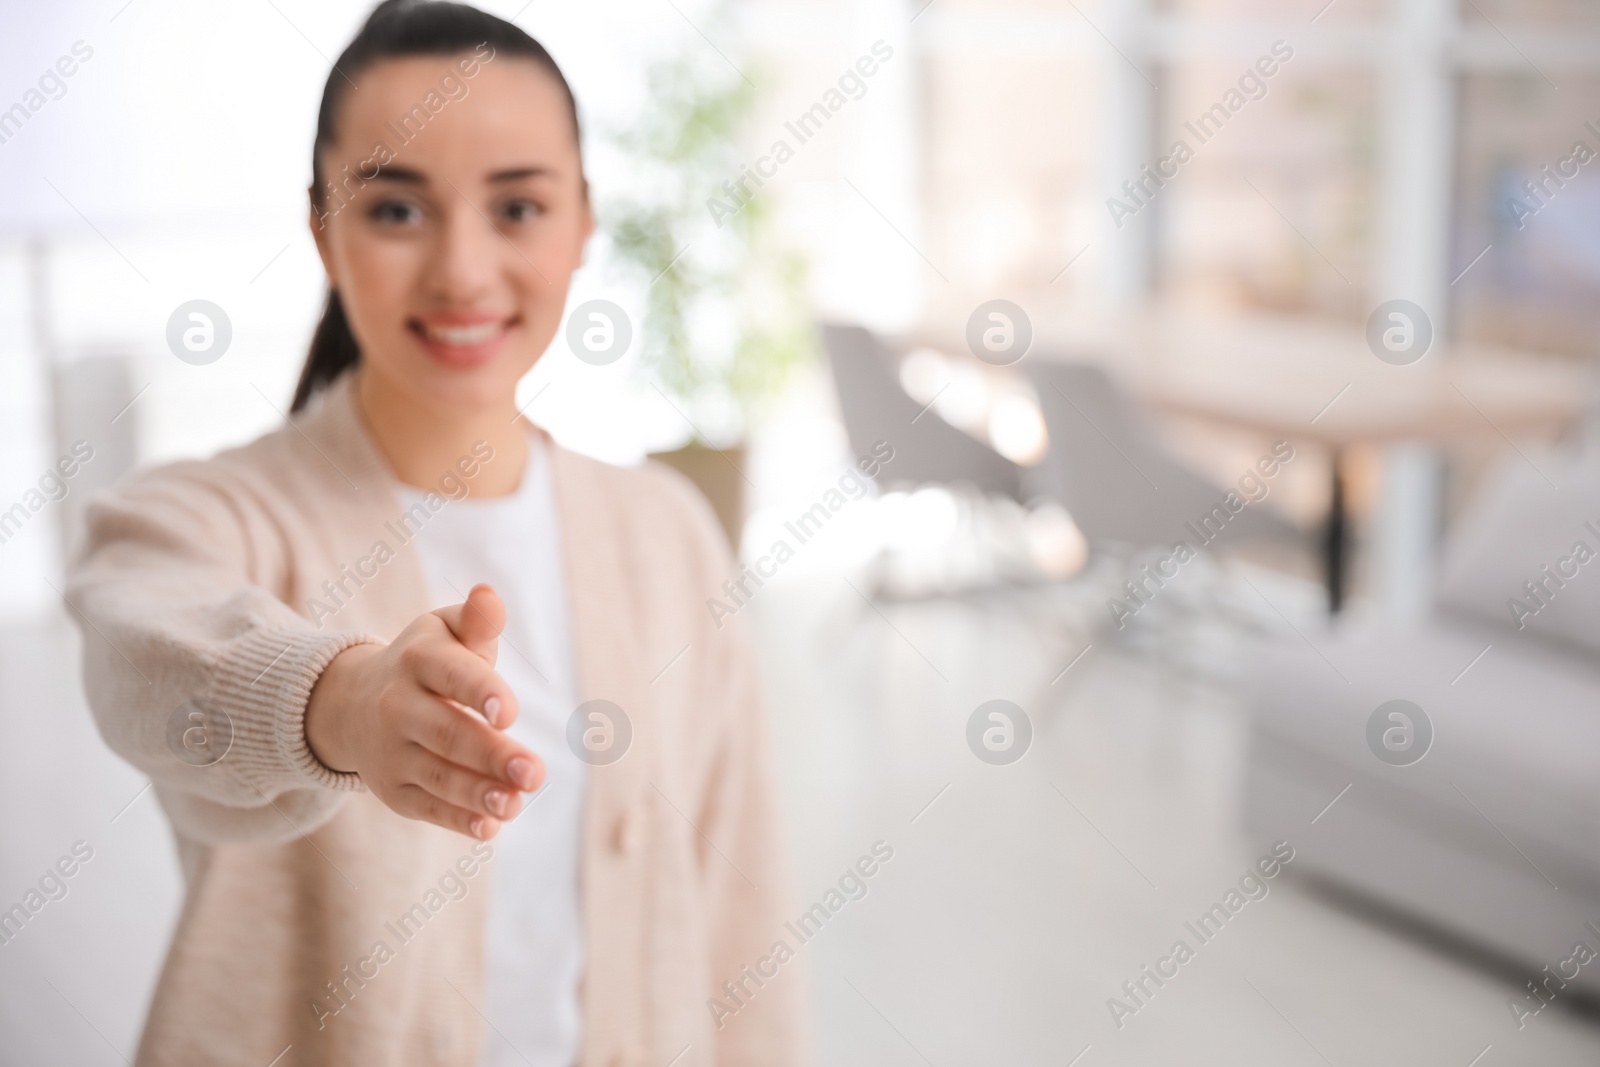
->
xmin=499 ymin=198 xmax=542 ymax=224
xmin=369 ymin=199 xmax=423 ymax=225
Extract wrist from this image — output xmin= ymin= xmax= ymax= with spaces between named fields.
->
xmin=306 ymin=643 xmax=381 ymax=773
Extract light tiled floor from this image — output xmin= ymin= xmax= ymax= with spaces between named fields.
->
xmin=3 ymin=567 xmax=1599 ymax=1065
xmin=747 ymin=574 xmax=1600 ymax=1066
xmin=0 ymin=614 xmax=182 ymax=1067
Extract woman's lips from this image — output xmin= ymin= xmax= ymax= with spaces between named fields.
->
xmin=410 ymin=316 xmax=517 ymax=367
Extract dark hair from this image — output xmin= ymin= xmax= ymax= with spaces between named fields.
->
xmin=291 ymin=0 xmax=583 ymax=414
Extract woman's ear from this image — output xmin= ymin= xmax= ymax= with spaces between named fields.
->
xmin=308 ymin=188 xmax=337 ymax=284
xmin=575 ymin=188 xmax=595 ymax=264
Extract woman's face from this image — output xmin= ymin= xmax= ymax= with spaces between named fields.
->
xmin=310 ymin=53 xmax=590 ymax=414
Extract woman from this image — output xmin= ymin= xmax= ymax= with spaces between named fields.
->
xmin=66 ymin=3 xmax=803 ymax=1064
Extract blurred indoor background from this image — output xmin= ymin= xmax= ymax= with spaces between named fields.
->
xmin=4 ymin=0 xmax=1600 ymax=1063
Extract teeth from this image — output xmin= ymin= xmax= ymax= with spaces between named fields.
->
xmin=424 ymin=321 xmax=504 ymax=346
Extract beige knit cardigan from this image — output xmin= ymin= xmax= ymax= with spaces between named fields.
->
xmin=66 ymin=373 xmax=806 ymax=1066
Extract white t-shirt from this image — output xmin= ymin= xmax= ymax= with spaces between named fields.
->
xmin=392 ymin=431 xmax=585 ymax=1067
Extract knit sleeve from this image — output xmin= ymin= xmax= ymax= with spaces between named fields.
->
xmin=65 ymin=465 xmax=383 ymax=845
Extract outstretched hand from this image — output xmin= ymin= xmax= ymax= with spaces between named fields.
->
xmin=305 ymin=584 xmax=543 ymax=839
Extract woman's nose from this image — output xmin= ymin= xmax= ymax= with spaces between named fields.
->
xmin=425 ymin=198 xmax=501 ymax=302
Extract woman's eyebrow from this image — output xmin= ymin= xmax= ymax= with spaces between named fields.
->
xmin=488 ymin=166 xmax=554 ymax=182
xmin=361 ymin=164 xmax=555 ymax=185
xmin=369 ymin=164 xmax=427 ymax=184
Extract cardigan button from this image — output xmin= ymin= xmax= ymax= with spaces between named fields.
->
xmin=612 ymin=806 xmax=645 ymax=855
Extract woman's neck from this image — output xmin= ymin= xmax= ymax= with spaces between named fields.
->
xmin=353 ymin=367 xmax=529 ymax=497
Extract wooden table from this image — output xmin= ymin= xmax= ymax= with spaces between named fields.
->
xmin=923 ymin=308 xmax=1593 ymax=613
xmin=1130 ymin=313 xmax=1589 ymax=611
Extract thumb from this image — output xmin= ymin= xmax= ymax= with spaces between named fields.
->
xmin=435 ymin=583 xmax=505 ymax=664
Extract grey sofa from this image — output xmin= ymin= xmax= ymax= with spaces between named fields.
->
xmin=1244 ymin=435 xmax=1600 ymax=994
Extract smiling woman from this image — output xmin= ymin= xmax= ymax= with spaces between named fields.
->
xmin=65 ymin=2 xmax=802 ymax=1065
xmin=295 ymin=4 xmax=591 ymax=470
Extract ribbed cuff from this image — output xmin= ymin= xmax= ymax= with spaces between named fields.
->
xmin=208 ymin=625 xmax=384 ymax=795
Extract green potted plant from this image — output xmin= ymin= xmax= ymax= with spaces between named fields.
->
xmin=602 ymin=37 xmax=810 ymax=550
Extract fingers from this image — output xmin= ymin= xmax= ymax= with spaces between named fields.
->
xmin=399 ymin=747 xmax=523 ymax=823
xmin=403 ymin=636 xmax=519 ymax=729
xmin=390 ymin=783 xmax=503 ymax=840
xmin=394 ymin=689 xmax=544 ymax=791
xmin=434 ymin=583 xmax=505 ymax=665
